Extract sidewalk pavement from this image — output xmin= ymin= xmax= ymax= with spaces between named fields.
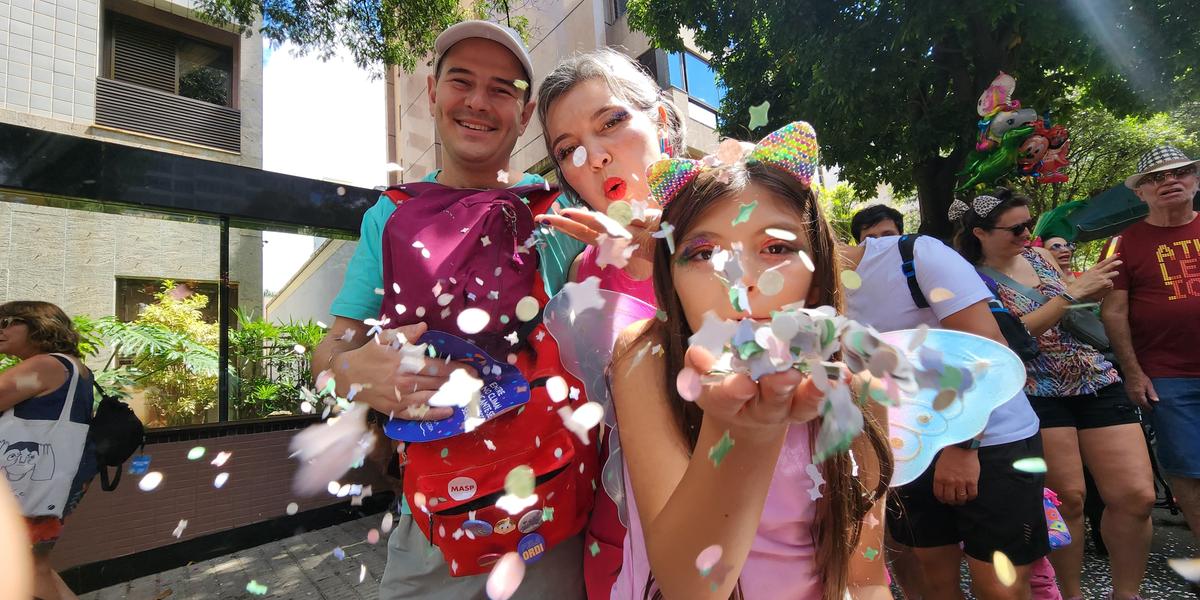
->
xmin=81 ymin=509 xmax=1198 ymax=599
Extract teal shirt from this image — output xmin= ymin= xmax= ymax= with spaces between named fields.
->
xmin=328 ymin=171 xmax=584 ymax=516
xmin=329 ymin=170 xmax=584 ymax=321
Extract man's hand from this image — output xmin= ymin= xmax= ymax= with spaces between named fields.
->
xmin=933 ymin=445 xmax=980 ymax=506
xmin=329 ymin=322 xmax=476 ymax=421
xmin=1123 ymin=369 xmax=1159 ymax=411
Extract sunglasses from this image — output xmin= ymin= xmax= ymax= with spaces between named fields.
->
xmin=1138 ymin=165 xmax=1197 ymax=187
xmin=1048 ymin=242 xmax=1076 ymax=252
xmin=990 ymin=218 xmax=1036 ymax=236
xmin=0 ymin=316 xmax=24 ymax=330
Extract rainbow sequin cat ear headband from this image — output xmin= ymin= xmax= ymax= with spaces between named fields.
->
xmin=646 ymin=121 xmax=820 ymax=208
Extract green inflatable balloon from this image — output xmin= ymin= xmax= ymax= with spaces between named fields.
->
xmin=956 ymin=125 xmax=1035 ymax=192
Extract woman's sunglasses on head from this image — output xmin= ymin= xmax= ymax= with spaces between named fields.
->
xmin=1048 ymin=242 xmax=1075 ymax=252
xmin=0 ymin=316 xmax=23 ymax=329
xmin=990 ymin=219 xmax=1036 ymax=236
xmin=1138 ymin=165 xmax=1197 ymax=187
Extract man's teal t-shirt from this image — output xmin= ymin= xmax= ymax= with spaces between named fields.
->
xmin=329 ymin=170 xmax=584 ymax=321
xmin=327 ymin=170 xmax=585 ymax=515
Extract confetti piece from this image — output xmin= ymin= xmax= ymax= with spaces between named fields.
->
xmin=505 ymin=465 xmax=536 ymax=498
xmin=293 ymin=343 xmax=306 ymax=354
xmin=757 ymin=269 xmax=784 ymax=296
xmin=172 ymin=519 xmax=188 ymax=538
xmin=863 ymin=546 xmax=880 ymax=561
xmin=676 ymin=367 xmax=702 ymax=401
xmin=708 ymin=430 xmax=735 ymax=467
xmin=993 ymin=551 xmax=1016 ymax=586
xmin=286 ymin=502 xmax=299 ymax=515
xmin=546 ymin=376 xmax=569 ymax=403
xmin=359 ymin=564 xmax=367 ymax=583
xmin=798 ymin=250 xmax=815 ymax=272
xmin=764 ymin=227 xmax=797 ymax=241
xmin=748 ymin=101 xmax=771 ymax=130
xmin=865 ymin=512 xmax=880 ymax=528
xmin=589 ymin=541 xmax=601 ymax=557
xmin=572 ymin=146 xmax=587 ymax=168
xmin=333 ymin=546 xmax=346 ymax=560
xmin=595 ymin=234 xmax=637 ymax=270
xmin=385 ymin=162 xmax=404 ymax=172
xmin=367 ymin=528 xmax=380 ymax=544
xmin=805 ymin=463 xmax=825 ymax=501
xmin=246 ymin=580 xmax=268 ymax=595
xmin=138 ymin=471 xmax=163 ymax=492
xmin=214 ymin=472 xmax=230 ymax=488
xmin=187 ymin=446 xmax=206 ymax=460
xmin=607 ymin=201 xmax=634 ymax=226
xmin=542 ymin=507 xmax=554 ymax=521
xmin=515 ymin=296 xmax=540 ymax=322
xmin=696 ymin=544 xmax=723 ymax=573
xmin=651 ymin=221 xmax=676 ymax=254
xmin=513 ymin=79 xmax=529 ymax=91
xmin=457 ymin=307 xmax=491 ymax=334
xmin=1168 ymin=558 xmax=1200 ymax=582
xmin=1012 ymin=457 xmax=1047 ymax=473
xmin=933 ymin=388 xmax=957 ymax=411
xmin=840 ymin=270 xmax=862 ymax=290
xmin=497 ymin=170 xmax=510 ymax=184
xmin=440 ymin=448 xmax=449 ymax=459
xmin=929 ymin=287 xmax=955 ymax=303
xmin=486 ymin=552 xmax=526 ymax=600
xmin=211 ymin=451 xmax=232 ymax=467
xmin=428 ymin=369 xmax=484 ymax=408
xmin=731 ymin=200 xmax=758 ymax=226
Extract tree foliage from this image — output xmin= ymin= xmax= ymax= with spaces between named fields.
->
xmin=628 ymin=0 xmax=1200 ymax=237
xmin=195 ymin=0 xmax=531 ymax=73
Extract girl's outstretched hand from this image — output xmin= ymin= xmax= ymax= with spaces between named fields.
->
xmin=535 ymin=206 xmax=661 ymax=265
xmin=684 ymin=345 xmax=824 ymax=430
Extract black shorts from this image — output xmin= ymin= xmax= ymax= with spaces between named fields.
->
xmin=887 ymin=435 xmax=1050 ymax=565
xmin=1028 ymin=382 xmax=1141 ymax=430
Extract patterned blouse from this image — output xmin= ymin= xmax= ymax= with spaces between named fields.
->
xmin=991 ymin=249 xmax=1120 ymax=397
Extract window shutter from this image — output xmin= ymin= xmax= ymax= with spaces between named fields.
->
xmin=111 ymin=17 xmax=178 ymax=94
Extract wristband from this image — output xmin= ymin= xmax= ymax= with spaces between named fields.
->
xmin=1060 ymin=291 xmax=1080 ymax=305
xmin=955 ymin=438 xmax=981 ymax=450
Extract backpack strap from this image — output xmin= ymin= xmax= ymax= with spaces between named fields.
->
xmin=897 ymin=234 xmax=929 ymax=308
xmin=383 ymin=186 xmax=411 ymax=206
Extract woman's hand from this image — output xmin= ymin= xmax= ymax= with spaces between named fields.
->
xmin=1065 ymin=254 xmax=1121 ymax=302
xmin=684 ymin=345 xmax=824 ymax=431
xmin=536 ymin=207 xmax=662 ymax=274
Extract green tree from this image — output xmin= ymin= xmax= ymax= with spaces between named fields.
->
xmin=628 ymin=0 xmax=1200 ymax=238
xmin=195 ymin=0 xmax=531 ymax=73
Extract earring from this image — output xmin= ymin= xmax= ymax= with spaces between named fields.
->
xmin=657 ymin=105 xmax=673 ymax=157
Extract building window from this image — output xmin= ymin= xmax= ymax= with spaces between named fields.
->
xmin=115 ymin=277 xmax=237 ymax=324
xmin=665 ymin=52 xmax=725 ymax=110
xmin=97 ymin=10 xmax=241 ymax=152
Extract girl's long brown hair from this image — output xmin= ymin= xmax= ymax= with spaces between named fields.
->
xmin=625 ymin=161 xmax=893 ymax=599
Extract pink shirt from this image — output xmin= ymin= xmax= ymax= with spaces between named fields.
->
xmin=576 ymin=245 xmax=657 ymax=304
xmin=612 ymin=425 xmax=822 ymax=599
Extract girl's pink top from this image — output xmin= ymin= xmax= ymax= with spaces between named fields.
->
xmin=612 ymin=424 xmax=822 ymax=600
xmin=575 ymin=245 xmax=657 ymax=304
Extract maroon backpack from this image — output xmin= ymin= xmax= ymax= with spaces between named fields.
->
xmin=379 ymin=182 xmax=551 ymax=358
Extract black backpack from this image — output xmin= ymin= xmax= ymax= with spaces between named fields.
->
xmin=90 ymin=381 xmax=145 ymax=491
xmin=897 ymin=234 xmax=1041 ymax=362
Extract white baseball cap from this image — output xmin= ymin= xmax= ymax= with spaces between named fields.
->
xmin=434 ymin=20 xmax=533 ymax=85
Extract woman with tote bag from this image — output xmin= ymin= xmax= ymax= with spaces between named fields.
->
xmin=0 ymin=301 xmax=97 ymax=600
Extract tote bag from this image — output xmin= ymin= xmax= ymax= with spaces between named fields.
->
xmin=0 ymin=354 xmax=89 ymax=517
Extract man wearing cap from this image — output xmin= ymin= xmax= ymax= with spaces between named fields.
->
xmin=312 ymin=21 xmax=587 ymax=599
xmin=1102 ymin=145 xmax=1200 ymax=539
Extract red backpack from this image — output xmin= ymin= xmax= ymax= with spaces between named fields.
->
xmin=379 ymin=182 xmax=599 ymax=576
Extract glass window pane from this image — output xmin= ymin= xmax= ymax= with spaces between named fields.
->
xmin=178 ymin=38 xmax=233 ymax=106
xmin=0 ymin=200 xmax=222 ymax=428
xmin=668 ymin=52 xmax=685 ymax=91
xmin=228 ymin=227 xmax=346 ymax=421
xmin=683 ymin=53 xmax=725 ymax=108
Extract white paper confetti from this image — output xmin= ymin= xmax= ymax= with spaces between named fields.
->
xmin=457 ymin=308 xmax=491 ymax=334
xmin=214 ymin=472 xmax=230 ymax=488
xmin=172 ymin=519 xmax=188 ymax=538
xmin=138 ymin=471 xmax=163 ymax=492
xmin=571 ymin=146 xmax=587 ymax=168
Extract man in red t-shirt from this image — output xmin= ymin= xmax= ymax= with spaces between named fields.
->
xmin=1103 ymin=145 xmax=1200 ymax=540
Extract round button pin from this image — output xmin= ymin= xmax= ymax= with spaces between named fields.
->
xmin=477 ymin=552 xmax=503 ymax=567
xmin=462 ymin=519 xmax=493 ymax=538
xmin=494 ymin=517 xmax=516 ymax=535
xmin=518 ymin=533 xmax=547 ymax=564
xmin=517 ymin=509 xmax=543 ymax=533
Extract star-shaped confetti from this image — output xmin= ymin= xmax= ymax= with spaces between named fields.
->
xmin=589 ymin=541 xmax=601 ymax=557
xmin=689 ymin=311 xmax=740 ymax=355
xmin=246 ymin=580 xmax=269 ymax=595
xmin=172 ymin=519 xmax=188 ymax=538
xmin=651 ymin=221 xmax=676 ymax=254
xmin=748 ymin=101 xmax=771 ymax=130
xmin=863 ymin=546 xmax=880 ymax=561
xmin=561 ymin=276 xmax=606 ymax=315
xmin=708 ymin=430 xmax=735 ymax=467
xmin=428 ymin=369 xmax=484 ymax=408
xmin=805 ymin=463 xmax=825 ymax=501
xmin=595 ymin=234 xmax=637 ymax=270
xmin=731 ymin=200 xmax=758 ymax=226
